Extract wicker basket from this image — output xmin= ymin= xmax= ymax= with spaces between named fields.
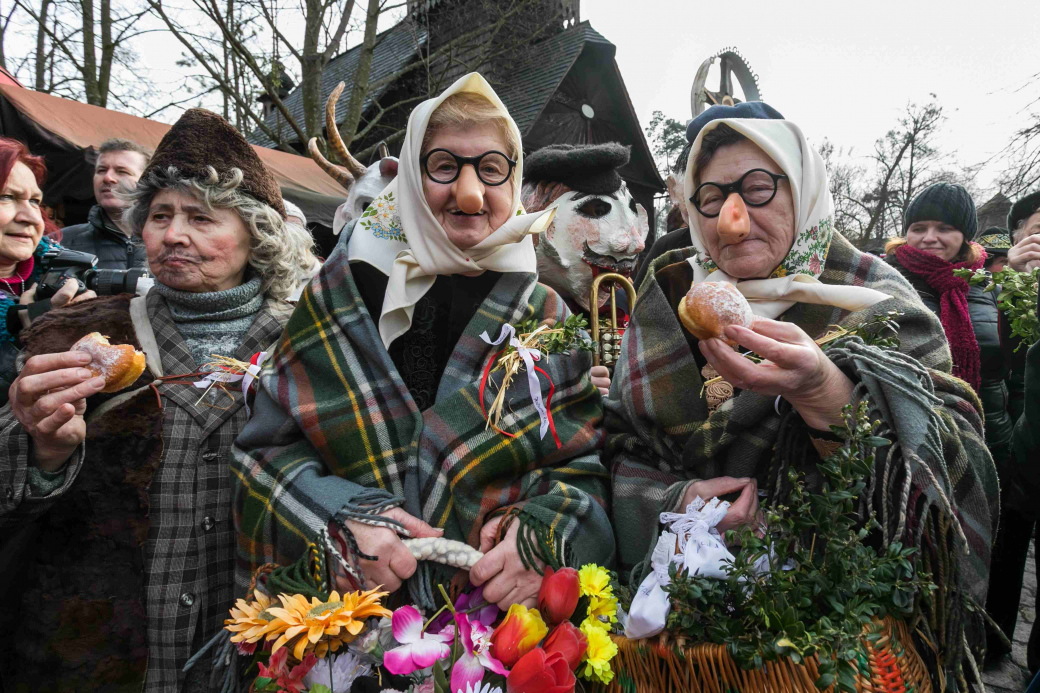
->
xmin=595 ymin=618 xmax=932 ymax=693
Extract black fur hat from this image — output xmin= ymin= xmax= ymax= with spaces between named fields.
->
xmin=523 ymin=142 xmax=631 ymax=195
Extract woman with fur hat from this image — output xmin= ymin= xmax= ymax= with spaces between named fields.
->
xmin=606 ymin=103 xmax=997 ymax=690
xmin=0 ymin=109 xmax=317 ymax=691
xmin=232 ymin=73 xmax=613 ymax=616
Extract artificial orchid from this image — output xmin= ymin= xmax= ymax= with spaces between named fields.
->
xmin=428 ymin=586 xmax=499 ymax=633
xmin=450 ymin=612 xmax=509 ymax=693
xmin=382 ymin=605 xmax=452 ymax=675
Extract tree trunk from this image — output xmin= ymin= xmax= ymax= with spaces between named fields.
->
xmin=298 ymin=0 xmax=324 ymax=142
xmin=97 ymin=0 xmax=113 ymax=107
xmin=340 ymin=0 xmax=380 ymax=150
xmin=34 ymin=0 xmax=52 ymax=90
xmin=79 ymin=0 xmax=100 ymax=104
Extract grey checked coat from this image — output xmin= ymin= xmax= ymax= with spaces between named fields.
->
xmin=0 ymin=291 xmax=292 ymax=692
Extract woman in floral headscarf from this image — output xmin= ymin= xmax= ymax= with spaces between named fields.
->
xmin=233 ymin=73 xmax=613 ymax=614
xmin=606 ymin=102 xmax=997 ymax=689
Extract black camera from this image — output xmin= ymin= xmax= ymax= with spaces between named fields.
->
xmin=34 ymin=248 xmax=146 ymax=300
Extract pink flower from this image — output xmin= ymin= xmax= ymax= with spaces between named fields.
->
xmin=450 ymin=612 xmax=510 ymax=693
xmin=256 ymin=648 xmax=317 ymax=693
xmin=809 ymin=254 xmax=822 ymax=274
xmin=383 ymin=605 xmax=452 ymax=675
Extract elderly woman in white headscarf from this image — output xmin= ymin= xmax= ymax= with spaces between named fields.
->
xmin=606 ymin=102 xmax=998 ymax=687
xmin=232 ymin=73 xmax=613 ymax=612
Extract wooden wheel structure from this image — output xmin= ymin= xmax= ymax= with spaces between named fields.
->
xmin=691 ymin=47 xmax=762 ymax=117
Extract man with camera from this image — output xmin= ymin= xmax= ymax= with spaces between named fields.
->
xmin=60 ymin=137 xmax=150 ymax=270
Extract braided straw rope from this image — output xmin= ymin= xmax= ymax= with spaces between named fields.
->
xmin=593 ymin=618 xmax=932 ymax=693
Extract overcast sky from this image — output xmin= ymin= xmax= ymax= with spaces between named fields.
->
xmin=583 ymin=0 xmax=1040 ymax=195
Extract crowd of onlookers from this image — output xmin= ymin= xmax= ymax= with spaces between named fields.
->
xmin=0 ymin=86 xmax=1039 ymax=691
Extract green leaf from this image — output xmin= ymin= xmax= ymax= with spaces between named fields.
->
xmin=433 ymin=659 xmax=451 ymax=693
xmin=309 ymin=686 xmax=333 ymax=693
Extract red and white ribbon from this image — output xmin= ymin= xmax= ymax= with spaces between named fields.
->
xmin=193 ymin=351 xmax=269 ymax=416
xmin=480 ymin=324 xmax=549 ymax=439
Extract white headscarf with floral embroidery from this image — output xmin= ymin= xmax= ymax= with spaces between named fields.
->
xmin=683 ymin=117 xmax=889 ymax=319
xmin=347 ymin=72 xmax=555 ymax=348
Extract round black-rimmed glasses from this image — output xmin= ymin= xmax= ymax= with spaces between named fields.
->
xmin=690 ymin=168 xmax=789 ymax=218
xmin=420 ymin=149 xmax=516 ymax=186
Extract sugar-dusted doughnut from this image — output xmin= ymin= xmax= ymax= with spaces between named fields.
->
xmin=677 ymin=281 xmax=754 ymax=346
xmin=71 ymin=332 xmax=147 ymax=393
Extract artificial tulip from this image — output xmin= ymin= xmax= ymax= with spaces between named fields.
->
xmin=542 ymin=622 xmax=587 ymax=671
xmin=490 ymin=604 xmax=548 ymax=668
xmin=506 ymin=648 xmax=575 ymax=693
xmin=537 ymin=566 xmax=580 ymax=625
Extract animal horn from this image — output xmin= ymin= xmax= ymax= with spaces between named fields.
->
xmin=308 ymin=137 xmax=354 ymax=190
xmin=325 ymin=82 xmax=368 ymax=179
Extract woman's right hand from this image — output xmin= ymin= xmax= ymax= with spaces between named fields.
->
xmin=334 ymin=508 xmax=443 ymax=593
xmin=9 ymin=350 xmax=106 ymax=471
xmin=680 ymin=476 xmax=760 ymax=534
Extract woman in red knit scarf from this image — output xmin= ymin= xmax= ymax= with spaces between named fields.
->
xmin=884 ymin=181 xmax=1018 ymax=667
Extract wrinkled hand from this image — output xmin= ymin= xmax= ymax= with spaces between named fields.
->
xmin=10 ymin=351 xmax=105 ymax=471
xmin=470 ymin=515 xmax=543 ymax=610
xmin=681 ymin=476 xmax=760 ymax=534
xmin=699 ymin=318 xmax=853 ymax=430
xmin=334 ymin=508 xmax=442 ymax=594
xmin=590 ymin=365 xmax=610 ymax=396
xmin=1008 ymin=233 xmax=1040 ymax=273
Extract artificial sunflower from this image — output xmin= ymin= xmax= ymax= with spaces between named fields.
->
xmin=224 ymin=589 xmax=287 ymax=646
xmin=267 ymin=588 xmax=391 ymax=661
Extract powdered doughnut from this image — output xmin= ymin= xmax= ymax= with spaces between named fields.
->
xmin=71 ymin=332 xmax=147 ymax=393
xmin=677 ymin=282 xmax=754 ymax=346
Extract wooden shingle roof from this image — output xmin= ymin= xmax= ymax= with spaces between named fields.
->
xmin=249 ymin=19 xmax=427 ymax=148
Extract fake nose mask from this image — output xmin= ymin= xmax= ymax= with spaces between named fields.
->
xmin=455 ymin=167 xmax=485 ymax=215
xmin=717 ymin=193 xmax=750 ymax=243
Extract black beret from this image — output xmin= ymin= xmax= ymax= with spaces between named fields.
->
xmin=1008 ymin=190 xmax=1040 ymax=235
xmin=523 ymin=143 xmax=630 ymax=196
xmin=686 ymin=102 xmax=784 ymax=143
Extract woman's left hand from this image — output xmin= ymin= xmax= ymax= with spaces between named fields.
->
xmin=699 ymin=318 xmax=854 ymax=431
xmin=470 ymin=515 xmax=543 ymax=610
xmin=590 ymin=365 xmax=611 ymax=396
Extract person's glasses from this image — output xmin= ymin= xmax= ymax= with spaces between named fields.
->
xmin=690 ymin=168 xmax=789 ymax=218
xmin=420 ymin=149 xmax=516 ymax=186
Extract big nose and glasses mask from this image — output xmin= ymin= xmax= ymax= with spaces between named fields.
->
xmin=421 ymin=149 xmax=516 ymax=214
xmin=691 ymin=168 xmax=788 ymax=243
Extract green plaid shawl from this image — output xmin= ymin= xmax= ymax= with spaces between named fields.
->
xmin=232 ymin=244 xmax=614 ymax=606
xmin=606 ymin=233 xmax=998 ymax=690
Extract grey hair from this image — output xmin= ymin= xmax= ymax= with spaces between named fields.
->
xmin=123 ymin=165 xmax=317 ymax=300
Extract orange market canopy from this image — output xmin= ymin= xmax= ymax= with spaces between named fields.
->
xmin=0 ymin=84 xmax=348 ymax=231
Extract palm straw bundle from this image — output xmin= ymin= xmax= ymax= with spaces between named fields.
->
xmin=593 ymin=618 xmax=932 ymax=693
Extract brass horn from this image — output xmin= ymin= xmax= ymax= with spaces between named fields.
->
xmin=590 ymin=272 xmax=637 ymax=370
xmin=307 ymin=82 xmax=369 ymax=191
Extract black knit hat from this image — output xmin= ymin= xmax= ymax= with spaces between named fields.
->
xmin=977 ymin=227 xmax=1011 ymax=256
xmin=144 ymin=108 xmax=285 ymax=218
xmin=902 ymin=182 xmax=978 ymax=241
xmin=523 ymin=143 xmax=630 ymax=196
xmin=1008 ymin=190 xmax=1040 ymax=236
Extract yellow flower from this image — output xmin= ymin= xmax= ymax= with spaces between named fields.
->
xmin=266 ymin=588 xmax=391 ymax=661
xmin=587 ymin=594 xmax=618 ymax=628
xmin=224 ymin=590 xmax=287 ymax=644
xmin=578 ymin=564 xmax=612 ymax=599
xmin=772 ymin=266 xmax=788 ymax=278
xmin=580 ymin=619 xmax=618 ymax=684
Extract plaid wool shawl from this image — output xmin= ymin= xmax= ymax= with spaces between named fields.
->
xmin=232 ymin=244 xmax=614 ymax=605
xmin=606 ymin=233 xmax=998 ymax=690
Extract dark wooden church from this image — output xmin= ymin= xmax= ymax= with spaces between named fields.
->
xmin=248 ymin=0 xmax=664 ymax=234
